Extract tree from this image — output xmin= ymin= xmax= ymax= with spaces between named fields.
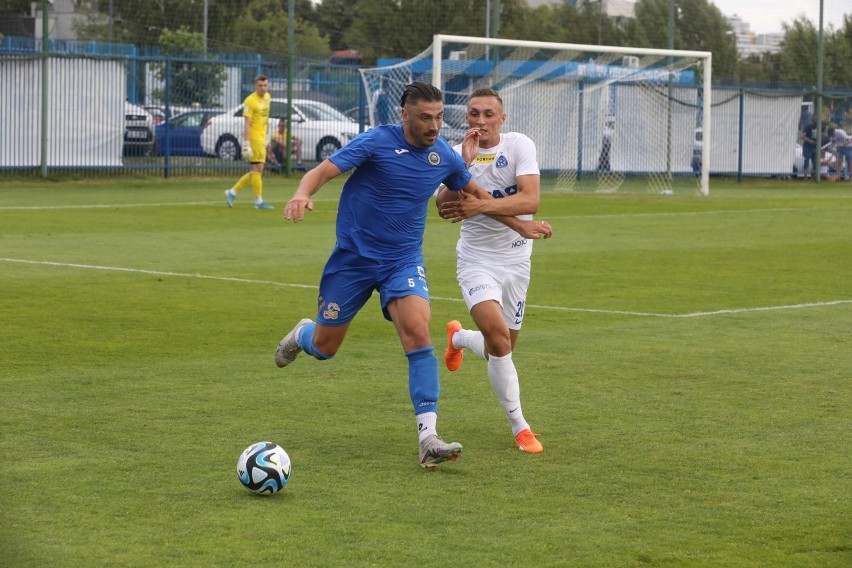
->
xmin=823 ymin=16 xmax=852 ymax=87
xmin=777 ymin=17 xmax=820 ymax=86
xmin=231 ymin=0 xmax=329 ymax=58
xmin=151 ymin=27 xmax=227 ymax=107
xmin=628 ymin=0 xmax=737 ymax=78
xmin=0 ymin=0 xmax=30 ymax=15
xmin=311 ymin=0 xmax=356 ymax=52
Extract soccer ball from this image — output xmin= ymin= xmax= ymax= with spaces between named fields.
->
xmin=237 ymin=441 xmax=291 ymax=495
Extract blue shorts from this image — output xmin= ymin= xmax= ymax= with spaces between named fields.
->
xmin=316 ymin=245 xmax=431 ymax=325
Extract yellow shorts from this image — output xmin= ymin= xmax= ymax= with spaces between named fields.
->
xmin=249 ymin=139 xmax=266 ymax=164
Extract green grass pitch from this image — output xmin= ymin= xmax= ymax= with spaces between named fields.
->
xmin=1 ymin=176 xmax=850 ymax=566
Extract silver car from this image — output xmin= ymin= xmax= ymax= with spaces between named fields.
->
xmin=201 ymin=98 xmax=361 ymax=162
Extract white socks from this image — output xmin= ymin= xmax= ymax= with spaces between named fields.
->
xmin=416 ymin=411 xmax=437 ymax=442
xmin=452 ymin=328 xmax=486 ymax=360
xmin=487 ymin=353 xmax=530 ymax=436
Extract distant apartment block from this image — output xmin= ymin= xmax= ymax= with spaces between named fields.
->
xmin=726 ymin=14 xmax=783 ymax=56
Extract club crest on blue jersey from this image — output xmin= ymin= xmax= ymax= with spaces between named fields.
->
xmin=323 ymin=302 xmax=340 ymax=321
xmin=428 ymin=152 xmax=441 ymax=166
xmin=496 ymin=155 xmax=508 ymax=168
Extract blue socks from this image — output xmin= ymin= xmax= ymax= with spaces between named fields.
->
xmin=406 ymin=346 xmax=439 ymax=414
xmin=296 ymin=321 xmax=331 ymax=360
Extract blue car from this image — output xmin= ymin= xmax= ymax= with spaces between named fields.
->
xmin=155 ymin=109 xmax=224 ymax=157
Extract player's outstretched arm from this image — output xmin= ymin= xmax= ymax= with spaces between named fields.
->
xmin=284 ymin=159 xmax=342 ymax=223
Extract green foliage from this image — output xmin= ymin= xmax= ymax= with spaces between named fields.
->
xmin=232 ymin=0 xmax=329 ymax=58
xmin=778 ymin=17 xmax=820 ymax=86
xmin=1 ymin=178 xmax=851 ymax=566
xmin=629 ymin=0 xmax=737 ymax=77
xmin=150 ymin=27 xmax=227 ymax=107
xmin=0 ymin=0 xmax=30 ymax=14
xmin=39 ymin=0 xmax=852 ymax=86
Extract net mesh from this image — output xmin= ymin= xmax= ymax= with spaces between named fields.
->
xmin=361 ymin=37 xmax=709 ymax=194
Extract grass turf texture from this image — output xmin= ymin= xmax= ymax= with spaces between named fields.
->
xmin=1 ymin=177 xmax=850 ymax=566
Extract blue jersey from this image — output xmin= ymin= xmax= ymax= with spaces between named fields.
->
xmin=329 ymin=125 xmax=471 ymax=261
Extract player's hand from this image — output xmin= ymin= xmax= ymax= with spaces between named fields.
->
xmin=241 ymin=143 xmax=253 ymax=161
xmin=283 ymin=193 xmax=314 ymax=222
xmin=439 ymin=190 xmax=487 ymax=222
xmin=461 ymin=128 xmax=481 ymax=166
xmin=515 ymin=219 xmax=553 ymax=240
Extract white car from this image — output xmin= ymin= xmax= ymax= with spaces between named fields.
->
xmin=201 ymin=98 xmax=361 ymax=162
xmin=124 ymin=102 xmax=155 ymax=156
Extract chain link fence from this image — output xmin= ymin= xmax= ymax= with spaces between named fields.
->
xmin=1 ymin=39 xmax=365 ymax=178
xmin=2 ymin=37 xmax=852 ymax=180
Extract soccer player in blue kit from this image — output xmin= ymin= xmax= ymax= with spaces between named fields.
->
xmin=275 ymin=82 xmax=537 ymax=468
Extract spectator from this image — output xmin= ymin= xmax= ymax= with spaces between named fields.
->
xmin=268 ymin=120 xmax=302 ymax=169
xmin=826 ymin=127 xmax=852 ymax=180
xmin=800 ymin=114 xmax=818 ymax=179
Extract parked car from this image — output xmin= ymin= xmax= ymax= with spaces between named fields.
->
xmin=201 ymin=99 xmax=361 ymax=162
xmin=124 ymin=102 xmax=155 ymax=156
xmin=145 ymin=104 xmax=204 ymax=125
xmin=342 ymin=103 xmax=466 ymax=144
xmin=155 ymin=109 xmax=224 ymax=157
xmin=144 ymin=105 xmax=168 ymax=125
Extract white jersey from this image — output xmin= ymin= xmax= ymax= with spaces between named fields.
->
xmin=453 ymin=132 xmax=540 ymax=264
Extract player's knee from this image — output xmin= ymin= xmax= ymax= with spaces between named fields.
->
xmin=484 ymin=331 xmax=512 ymax=357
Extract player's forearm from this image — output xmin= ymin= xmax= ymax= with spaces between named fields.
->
xmin=486 ymin=213 xmax=525 ymax=231
xmin=435 ymin=185 xmax=458 ymax=214
xmin=243 ymin=117 xmax=252 ymax=142
xmin=294 ymin=160 xmax=341 ymax=197
xmin=478 ymin=191 xmax=539 ymax=216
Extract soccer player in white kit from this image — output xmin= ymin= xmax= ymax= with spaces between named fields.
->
xmin=435 ymin=88 xmax=553 ymax=453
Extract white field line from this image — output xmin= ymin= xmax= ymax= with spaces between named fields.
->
xmin=0 ymin=198 xmax=340 ymax=211
xmin=3 ymin=257 xmax=849 ymax=319
xmin=1 ymin=202 xmax=850 ymax=214
xmin=0 ymin=202 xmax=220 ymax=210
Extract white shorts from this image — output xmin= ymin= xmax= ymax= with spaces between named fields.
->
xmin=457 ymin=259 xmax=531 ymax=330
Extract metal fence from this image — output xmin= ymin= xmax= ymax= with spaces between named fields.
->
xmin=1 ymin=37 xmax=367 ymax=178
xmin=3 ymin=36 xmax=852 ymax=181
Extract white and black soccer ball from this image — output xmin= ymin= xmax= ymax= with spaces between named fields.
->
xmin=237 ymin=441 xmax=291 ymax=495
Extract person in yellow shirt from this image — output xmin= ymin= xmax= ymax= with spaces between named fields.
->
xmin=225 ymin=74 xmax=274 ymax=210
xmin=268 ymin=119 xmax=302 ymax=169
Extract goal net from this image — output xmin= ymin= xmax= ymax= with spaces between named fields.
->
xmin=360 ymin=35 xmax=711 ymax=195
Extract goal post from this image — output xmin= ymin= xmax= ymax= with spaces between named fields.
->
xmin=361 ymin=34 xmax=711 ymax=195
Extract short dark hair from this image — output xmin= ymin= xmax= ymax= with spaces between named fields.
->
xmin=400 ymin=82 xmax=443 ymax=108
xmin=254 ymin=74 xmax=269 ymax=83
xmin=470 ymin=87 xmax=503 ymax=107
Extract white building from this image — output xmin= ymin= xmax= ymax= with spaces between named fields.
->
xmin=32 ymin=0 xmax=84 ymax=41
xmin=726 ymin=14 xmax=783 ymax=56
